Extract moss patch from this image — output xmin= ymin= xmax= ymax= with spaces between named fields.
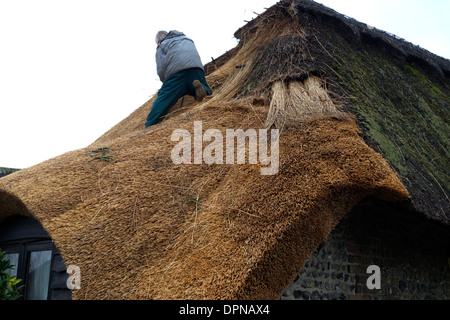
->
xmin=321 ymin=30 xmax=449 ymax=220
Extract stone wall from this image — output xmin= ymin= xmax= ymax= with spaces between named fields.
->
xmin=281 ymin=198 xmax=450 ymax=300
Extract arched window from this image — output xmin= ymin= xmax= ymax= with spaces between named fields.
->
xmin=0 ymin=215 xmax=71 ymax=300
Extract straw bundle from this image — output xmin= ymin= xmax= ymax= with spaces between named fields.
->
xmin=264 ymin=76 xmax=348 ymax=130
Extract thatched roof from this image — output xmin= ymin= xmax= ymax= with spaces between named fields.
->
xmin=227 ymin=0 xmax=450 ymax=223
xmin=0 ymin=0 xmax=447 ymax=299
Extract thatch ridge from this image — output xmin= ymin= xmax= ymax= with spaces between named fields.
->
xmin=233 ymin=0 xmax=450 ymax=78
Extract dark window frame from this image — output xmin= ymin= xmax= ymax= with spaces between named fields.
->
xmin=2 ymin=240 xmax=56 ymax=300
xmin=0 ymin=216 xmax=56 ymax=300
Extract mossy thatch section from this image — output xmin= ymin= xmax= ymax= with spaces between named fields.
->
xmin=299 ymin=0 xmax=449 ymax=223
xmin=330 ymin=48 xmax=449 ymax=223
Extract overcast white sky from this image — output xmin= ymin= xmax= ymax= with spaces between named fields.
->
xmin=1 ymin=0 xmax=449 ymax=169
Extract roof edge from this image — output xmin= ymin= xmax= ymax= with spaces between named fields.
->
xmin=234 ymin=0 xmax=450 ymax=80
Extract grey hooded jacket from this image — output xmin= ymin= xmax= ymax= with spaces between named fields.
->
xmin=156 ymin=30 xmax=205 ymax=82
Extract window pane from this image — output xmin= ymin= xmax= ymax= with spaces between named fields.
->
xmin=26 ymin=250 xmax=52 ymax=300
xmin=4 ymin=253 xmax=19 ymax=278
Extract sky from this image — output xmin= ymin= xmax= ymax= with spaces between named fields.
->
xmin=0 ymin=0 xmax=449 ymax=169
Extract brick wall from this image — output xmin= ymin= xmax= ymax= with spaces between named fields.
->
xmin=281 ymin=198 xmax=450 ymax=300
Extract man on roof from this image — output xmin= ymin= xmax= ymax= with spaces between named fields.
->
xmin=145 ymin=30 xmax=212 ymax=128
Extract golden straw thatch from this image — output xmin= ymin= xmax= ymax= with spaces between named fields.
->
xmin=0 ymin=0 xmax=413 ymax=299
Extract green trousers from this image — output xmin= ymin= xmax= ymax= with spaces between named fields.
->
xmin=145 ymin=68 xmax=212 ymax=128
